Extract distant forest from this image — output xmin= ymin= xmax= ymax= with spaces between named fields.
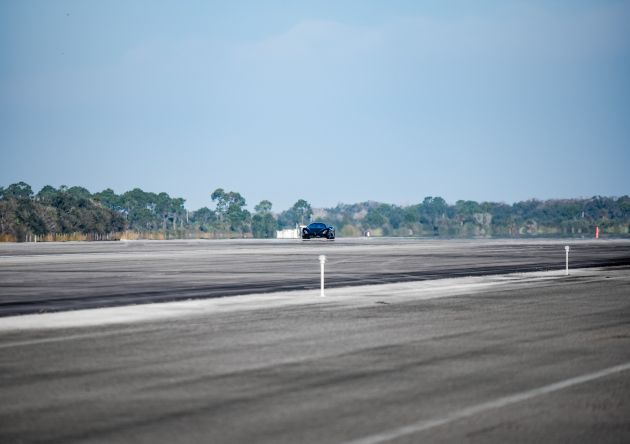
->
xmin=1 ymin=182 xmax=629 ymax=242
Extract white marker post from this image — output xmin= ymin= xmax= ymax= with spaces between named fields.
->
xmin=319 ymin=255 xmax=327 ymax=297
xmin=565 ymin=245 xmax=570 ymax=276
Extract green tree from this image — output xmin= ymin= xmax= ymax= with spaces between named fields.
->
xmin=1 ymin=182 xmax=33 ymax=200
xmin=252 ymin=200 xmax=277 ymax=238
xmin=255 ymin=200 xmax=273 ymax=214
xmin=36 ymin=185 xmax=58 ymax=203
xmin=211 ymin=188 xmax=228 ymax=216
xmin=420 ymin=196 xmax=448 ymax=235
xmin=252 ymin=213 xmax=277 ymax=238
xmin=455 ymin=200 xmax=481 ymax=217
xmin=211 ymin=188 xmax=250 ymax=233
xmin=67 ymin=186 xmax=92 ymax=200
xmin=191 ymin=207 xmax=217 ymax=231
xmin=93 ymin=188 xmax=124 ymax=213
xmin=170 ymin=197 xmax=186 ymax=229
xmin=277 ymin=199 xmax=313 ymax=228
xmin=292 ymin=199 xmax=312 ymax=225
xmin=364 ymin=208 xmax=385 ymax=229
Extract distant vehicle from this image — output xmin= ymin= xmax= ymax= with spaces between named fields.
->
xmin=302 ymin=222 xmax=335 ymax=240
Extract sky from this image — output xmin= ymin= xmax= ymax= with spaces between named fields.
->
xmin=1 ymin=0 xmax=629 ymax=212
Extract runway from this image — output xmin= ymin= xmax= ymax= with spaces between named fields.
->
xmin=1 ymin=239 xmax=629 ymax=443
xmin=1 ymin=238 xmax=629 ymax=316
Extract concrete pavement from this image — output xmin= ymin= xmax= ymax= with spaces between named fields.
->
xmin=1 ymin=263 xmax=629 ymax=443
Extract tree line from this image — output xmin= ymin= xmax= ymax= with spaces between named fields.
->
xmin=0 ymin=182 xmax=313 ymax=241
xmin=321 ymin=196 xmax=630 ymax=238
xmin=1 ymin=182 xmax=628 ymax=241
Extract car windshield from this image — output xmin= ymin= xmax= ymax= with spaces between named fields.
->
xmin=308 ymin=223 xmax=327 ymax=229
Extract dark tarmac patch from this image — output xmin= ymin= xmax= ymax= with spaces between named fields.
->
xmin=1 ymin=239 xmax=629 ymax=317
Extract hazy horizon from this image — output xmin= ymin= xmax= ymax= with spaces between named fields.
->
xmin=2 ymin=1 xmax=629 ymax=212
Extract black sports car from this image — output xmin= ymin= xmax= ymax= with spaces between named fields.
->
xmin=302 ymin=222 xmax=335 ymax=240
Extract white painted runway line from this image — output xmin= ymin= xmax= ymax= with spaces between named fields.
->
xmin=344 ymin=362 xmax=630 ymax=444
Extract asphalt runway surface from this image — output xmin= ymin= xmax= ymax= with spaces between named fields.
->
xmin=0 ymin=263 xmax=629 ymax=443
xmin=1 ymin=238 xmax=629 ymax=316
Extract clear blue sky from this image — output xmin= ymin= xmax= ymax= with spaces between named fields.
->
xmin=1 ymin=0 xmax=629 ymax=212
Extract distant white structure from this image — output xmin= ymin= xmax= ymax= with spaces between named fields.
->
xmin=276 ymin=229 xmax=298 ymax=239
xmin=276 ymin=224 xmax=305 ymax=239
